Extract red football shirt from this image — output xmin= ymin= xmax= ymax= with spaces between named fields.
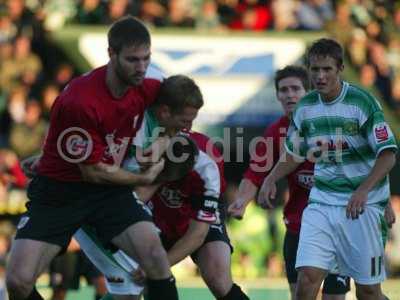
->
xmin=149 ymin=131 xmax=226 ymax=243
xmin=37 ymin=65 xmax=162 ymax=181
xmin=243 ymin=116 xmax=314 ymax=234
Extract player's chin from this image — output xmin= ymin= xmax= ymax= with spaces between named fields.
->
xmin=129 ymin=77 xmax=144 ymax=86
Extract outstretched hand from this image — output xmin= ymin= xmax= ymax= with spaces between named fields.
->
xmin=227 ymin=198 xmax=247 ymax=220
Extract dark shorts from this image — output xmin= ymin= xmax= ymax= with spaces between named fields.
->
xmin=50 ymin=250 xmax=101 ymax=290
xmin=283 ymin=231 xmax=350 ymax=294
xmin=15 ymin=176 xmax=152 ymax=249
xmin=161 ymin=222 xmax=233 ymax=262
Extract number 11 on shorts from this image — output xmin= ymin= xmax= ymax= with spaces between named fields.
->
xmin=371 ymin=256 xmax=382 ymax=277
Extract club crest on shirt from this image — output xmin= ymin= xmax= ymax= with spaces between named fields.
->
xmin=297 ymin=170 xmax=314 ymax=190
xmin=159 ymin=186 xmax=186 ymax=208
xmin=374 ymin=122 xmax=389 ymax=144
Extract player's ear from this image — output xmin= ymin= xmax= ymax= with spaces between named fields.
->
xmin=108 ymin=47 xmax=118 ymax=62
xmin=157 ymin=104 xmax=171 ymax=121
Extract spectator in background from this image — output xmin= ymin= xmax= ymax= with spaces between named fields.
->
xmin=271 ymin=0 xmax=297 ymax=31
xmin=390 ymin=76 xmax=400 ymax=110
xmin=359 ymin=64 xmax=376 ymax=88
xmin=228 ymin=0 xmax=272 ymax=31
xmin=9 ymin=100 xmax=47 ymax=159
xmin=0 ymin=35 xmax=42 ymax=93
xmin=368 ymin=41 xmax=393 ymax=106
xmin=40 ymin=83 xmax=59 ymax=121
xmin=296 ymin=0 xmax=333 ymax=30
xmin=216 ymin=0 xmax=238 ymax=28
xmin=104 ymin=0 xmax=132 ymax=24
xmin=347 ymin=28 xmax=368 ymax=69
xmin=6 ymin=86 xmax=27 ymax=126
xmin=140 ymin=0 xmax=168 ymax=27
xmin=167 ymin=0 xmax=195 ymax=27
xmin=13 ymin=35 xmax=42 ymax=88
xmin=328 ymin=1 xmax=353 ymax=46
xmin=0 ymin=12 xmax=17 ymax=43
xmin=6 ymin=0 xmax=45 ymax=51
xmin=0 ymin=40 xmax=17 ymax=93
xmin=53 ymin=63 xmax=75 ymax=90
xmin=76 ymin=0 xmax=106 ymax=24
xmin=0 ymin=149 xmax=27 ymax=190
xmin=196 ymin=0 xmax=223 ymax=30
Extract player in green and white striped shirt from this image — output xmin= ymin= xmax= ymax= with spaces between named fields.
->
xmin=258 ymin=38 xmax=397 ymax=300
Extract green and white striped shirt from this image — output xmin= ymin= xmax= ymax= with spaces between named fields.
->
xmin=285 ymin=81 xmax=398 ymax=206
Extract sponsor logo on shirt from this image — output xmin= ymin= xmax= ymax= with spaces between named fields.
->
xmin=343 ymin=121 xmax=359 ymax=135
xmin=57 ymin=127 xmax=93 ymax=163
xmin=204 ymin=199 xmax=218 ymax=210
xmin=297 ymin=170 xmax=314 ymax=190
xmin=374 ymin=123 xmax=389 ymax=144
xmin=159 ymin=186 xmax=186 ymax=208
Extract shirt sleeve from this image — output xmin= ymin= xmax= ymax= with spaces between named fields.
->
xmin=361 ymin=110 xmax=398 ymax=156
xmin=188 ymin=151 xmax=221 ymax=224
xmin=285 ymin=117 xmax=308 ymax=161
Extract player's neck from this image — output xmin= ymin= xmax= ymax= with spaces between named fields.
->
xmin=320 ymin=81 xmax=342 ymax=103
xmin=105 ymin=63 xmax=129 ymax=99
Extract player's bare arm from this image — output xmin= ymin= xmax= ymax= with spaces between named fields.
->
xmin=78 ymin=160 xmax=164 ymax=186
xmin=136 ymin=136 xmax=171 ymax=167
xmin=228 ymin=178 xmax=258 ymax=220
xmin=346 ymin=149 xmax=396 ymax=219
xmin=167 ymin=219 xmax=209 ymax=266
xmin=134 ymin=184 xmax=162 ymax=203
xmin=257 ymin=150 xmax=301 ymax=209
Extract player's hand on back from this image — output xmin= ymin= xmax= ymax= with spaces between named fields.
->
xmin=138 ymin=136 xmax=171 ymax=169
xmin=257 ymin=175 xmax=276 ymax=209
xmin=141 ymin=158 xmax=165 ymax=185
xmin=346 ymin=189 xmax=368 ymax=219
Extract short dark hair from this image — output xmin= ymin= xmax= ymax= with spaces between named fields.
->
xmin=274 ymin=65 xmax=310 ymax=91
xmin=155 ymin=135 xmax=199 ymax=183
xmin=156 ymin=75 xmax=204 ymax=113
xmin=108 ymin=16 xmax=150 ymax=53
xmin=306 ymin=38 xmax=344 ymax=67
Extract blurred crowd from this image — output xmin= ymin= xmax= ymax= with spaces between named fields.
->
xmin=0 ymin=0 xmax=399 ymax=287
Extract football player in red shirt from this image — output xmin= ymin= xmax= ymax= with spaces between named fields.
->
xmin=6 ymin=17 xmax=179 ymax=300
xmin=228 ymin=65 xmax=350 ymax=300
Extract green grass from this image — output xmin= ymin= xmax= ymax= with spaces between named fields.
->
xmin=36 ymin=278 xmax=400 ymax=300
